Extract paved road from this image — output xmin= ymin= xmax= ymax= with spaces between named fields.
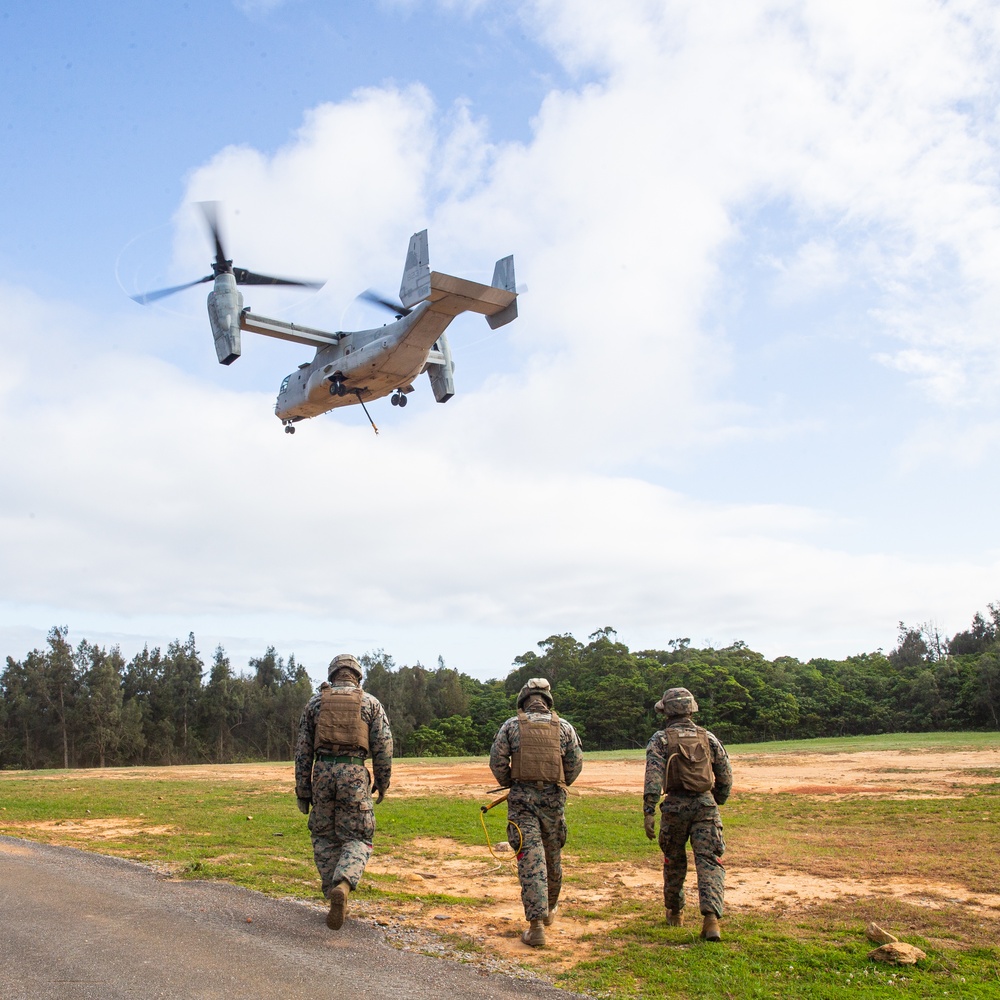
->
xmin=0 ymin=836 xmax=586 ymax=1000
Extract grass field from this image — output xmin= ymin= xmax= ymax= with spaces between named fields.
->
xmin=2 ymin=732 xmax=999 ymax=998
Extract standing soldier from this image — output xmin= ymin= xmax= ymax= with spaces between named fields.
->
xmin=643 ymin=687 xmax=732 ymax=941
xmin=295 ymin=653 xmax=393 ymax=930
xmin=490 ymin=677 xmax=583 ymax=948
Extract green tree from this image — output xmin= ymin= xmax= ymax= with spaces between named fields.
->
xmin=162 ymin=634 xmax=204 ymax=761
xmin=77 ymin=642 xmax=127 ymax=767
xmin=1 ymin=655 xmax=33 ymax=767
xmin=974 ymin=651 xmax=1000 ymax=728
xmin=201 ymin=646 xmax=243 ymax=762
xmin=36 ymin=627 xmax=78 ymax=768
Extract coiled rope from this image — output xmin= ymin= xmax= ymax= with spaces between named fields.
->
xmin=479 ymin=791 xmax=522 ymax=866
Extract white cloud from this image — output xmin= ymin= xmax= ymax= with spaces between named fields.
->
xmin=765 ymin=239 xmax=849 ymax=304
xmin=5 ymin=1 xmax=1000 ymax=676
xmin=894 ymin=414 xmax=1000 ymax=473
xmin=2 ymin=272 xmax=997 ymax=677
xmin=874 ymin=348 xmax=968 ymax=405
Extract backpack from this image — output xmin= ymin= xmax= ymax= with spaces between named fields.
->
xmin=664 ymin=727 xmax=714 ymax=793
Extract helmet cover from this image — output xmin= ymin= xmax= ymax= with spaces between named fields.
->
xmin=655 ymin=687 xmax=698 ymax=716
xmin=328 ymin=653 xmax=363 ymax=683
xmin=517 ymin=677 xmax=554 ymax=709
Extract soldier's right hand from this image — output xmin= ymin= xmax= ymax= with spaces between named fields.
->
xmin=643 ymin=813 xmax=656 ymax=840
xmin=297 ymin=797 xmax=311 ymax=815
xmin=374 ymin=788 xmax=385 ymax=805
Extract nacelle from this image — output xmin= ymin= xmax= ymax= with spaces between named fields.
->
xmin=426 ymin=333 xmax=455 ymax=403
xmin=207 ymin=272 xmax=244 ymax=365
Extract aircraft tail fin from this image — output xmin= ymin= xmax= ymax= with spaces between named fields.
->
xmin=399 ymin=229 xmax=431 ymax=309
xmin=486 ymin=255 xmax=517 ymax=330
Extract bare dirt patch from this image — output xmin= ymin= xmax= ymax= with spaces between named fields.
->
xmin=356 ymin=837 xmax=637 ymax=970
xmin=5 ymin=817 xmax=177 ymax=841
xmin=0 ymin=763 xmax=293 ymax=784
xmin=386 ymin=746 xmax=1000 ymax=798
xmin=9 ymin=746 xmax=996 ymax=798
xmin=729 ymin=747 xmax=1000 ymax=796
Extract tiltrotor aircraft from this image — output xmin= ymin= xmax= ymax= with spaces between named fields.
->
xmin=131 ymin=204 xmax=517 ymax=433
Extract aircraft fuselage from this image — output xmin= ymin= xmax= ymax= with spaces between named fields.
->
xmin=274 ymin=301 xmax=457 ymax=419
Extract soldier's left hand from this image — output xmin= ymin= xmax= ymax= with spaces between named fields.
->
xmin=643 ymin=813 xmax=656 ymax=839
xmin=297 ymin=797 xmax=311 ymax=815
xmin=374 ymin=788 xmax=385 ymax=805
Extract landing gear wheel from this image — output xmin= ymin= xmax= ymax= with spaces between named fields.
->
xmin=391 ymin=394 xmax=399 ymax=406
xmin=397 ymin=393 xmax=408 ymax=408
xmin=284 ymin=424 xmax=296 ymax=434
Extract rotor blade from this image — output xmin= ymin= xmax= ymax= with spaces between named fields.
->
xmin=358 ymin=288 xmax=411 ymax=316
xmin=131 ymin=202 xmax=323 ymax=304
xmin=234 ymin=268 xmax=325 ymax=290
xmin=197 ymin=201 xmax=229 ymax=270
xmin=130 ymin=275 xmax=214 ymax=305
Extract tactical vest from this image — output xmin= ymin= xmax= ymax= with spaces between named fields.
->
xmin=314 ymin=687 xmax=369 ymax=755
xmin=664 ymin=726 xmax=713 ymax=793
xmin=511 ymin=710 xmax=564 ymax=784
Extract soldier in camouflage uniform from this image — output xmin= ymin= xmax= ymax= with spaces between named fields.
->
xmin=294 ymin=653 xmax=393 ymax=930
xmin=490 ymin=677 xmax=583 ymax=948
xmin=643 ymin=687 xmax=732 ymax=941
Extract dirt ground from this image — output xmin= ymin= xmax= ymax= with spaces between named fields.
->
xmin=5 ymin=746 xmax=999 ymax=971
xmin=20 ymin=744 xmax=1000 ymax=797
xmin=388 ymin=746 xmax=1000 ymax=798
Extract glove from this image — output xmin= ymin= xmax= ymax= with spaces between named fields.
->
xmin=297 ymin=797 xmax=311 ymax=815
xmin=374 ymin=788 xmax=385 ymax=805
xmin=644 ymin=813 xmax=656 ymax=840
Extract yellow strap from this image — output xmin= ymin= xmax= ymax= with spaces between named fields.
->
xmin=479 ymin=795 xmax=522 ymax=865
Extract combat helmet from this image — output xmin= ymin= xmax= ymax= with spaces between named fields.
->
xmin=328 ymin=653 xmax=363 ymax=684
xmin=517 ymin=677 xmax=554 ymax=710
xmin=655 ymin=687 xmax=698 ymax=716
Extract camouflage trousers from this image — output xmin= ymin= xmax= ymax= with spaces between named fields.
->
xmin=307 ymin=761 xmax=375 ymax=896
xmin=658 ymin=792 xmax=725 ymax=917
xmin=507 ymin=784 xmax=568 ymax=921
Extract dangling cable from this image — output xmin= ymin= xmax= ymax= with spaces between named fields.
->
xmin=354 ymin=390 xmax=379 ymax=435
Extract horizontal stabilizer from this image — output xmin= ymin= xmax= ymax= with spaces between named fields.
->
xmin=427 ymin=271 xmax=516 ymax=319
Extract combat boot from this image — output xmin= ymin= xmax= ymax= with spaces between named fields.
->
xmin=521 ymin=919 xmax=546 ymax=947
xmin=543 ymin=904 xmax=558 ymax=927
xmin=700 ymin=913 xmax=721 ymax=941
xmin=666 ymin=909 xmax=682 ymax=926
xmin=326 ymin=880 xmax=352 ymax=930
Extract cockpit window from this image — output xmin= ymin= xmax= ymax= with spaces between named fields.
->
xmin=280 ymin=375 xmax=291 ymax=393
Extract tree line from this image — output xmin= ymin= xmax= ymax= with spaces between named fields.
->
xmin=0 ymin=629 xmax=312 ymax=770
xmin=3 ymin=606 xmax=999 ymax=768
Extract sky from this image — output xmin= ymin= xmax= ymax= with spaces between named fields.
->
xmin=2 ymin=0 xmax=999 ymax=685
